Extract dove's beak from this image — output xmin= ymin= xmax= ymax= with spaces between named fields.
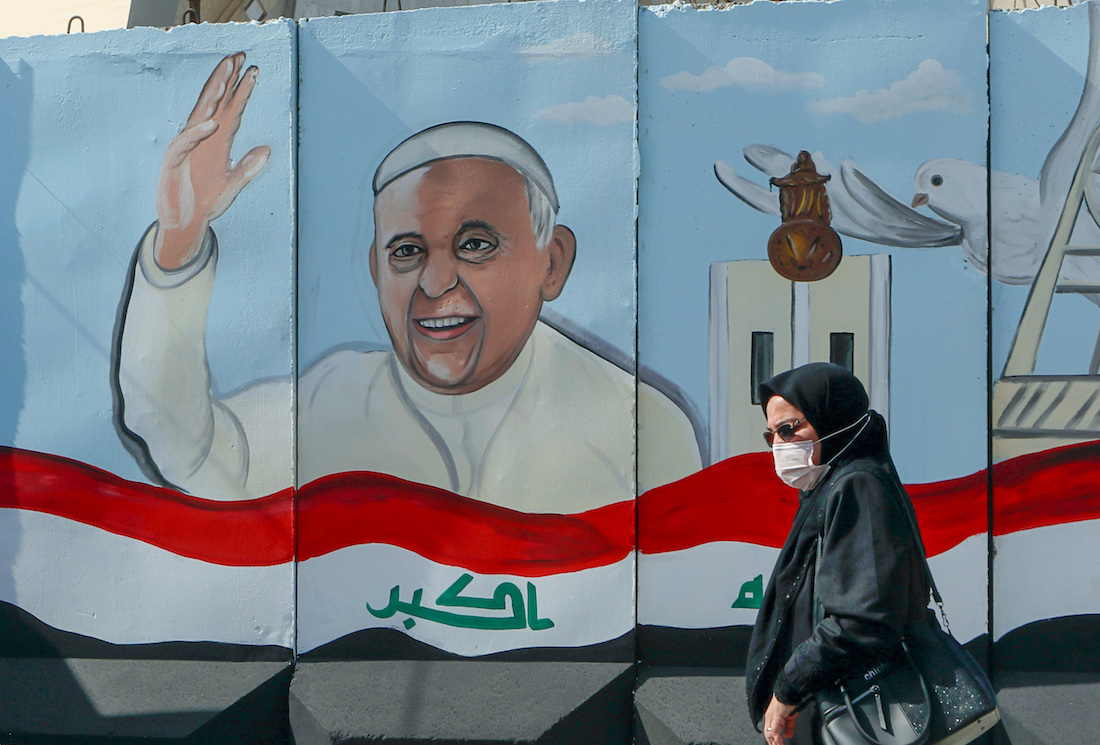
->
xmin=911 ymin=193 xmax=929 ymax=208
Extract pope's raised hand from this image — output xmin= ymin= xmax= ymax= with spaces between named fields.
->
xmin=155 ymin=53 xmax=271 ymax=269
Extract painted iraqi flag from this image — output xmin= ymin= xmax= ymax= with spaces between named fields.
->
xmin=0 ymin=441 xmax=1097 ymax=653
xmin=0 ymin=448 xmax=635 ymax=656
xmin=638 ymin=440 xmax=1100 ymax=643
xmin=0 ymin=448 xmax=296 ymax=650
xmin=295 ymin=472 xmax=635 ymax=656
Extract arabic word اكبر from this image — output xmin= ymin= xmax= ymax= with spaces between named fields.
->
xmin=366 ymin=573 xmax=555 ymax=631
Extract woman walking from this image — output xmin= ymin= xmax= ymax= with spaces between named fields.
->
xmin=746 ymin=363 xmax=931 ymax=745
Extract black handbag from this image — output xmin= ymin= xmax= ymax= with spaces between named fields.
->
xmin=813 ymin=478 xmax=1000 ymax=745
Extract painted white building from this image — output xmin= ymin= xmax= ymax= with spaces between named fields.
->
xmin=709 ymin=255 xmax=891 ymax=461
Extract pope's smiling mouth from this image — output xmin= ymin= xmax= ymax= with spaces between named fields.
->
xmin=413 ymin=315 xmax=479 ymax=339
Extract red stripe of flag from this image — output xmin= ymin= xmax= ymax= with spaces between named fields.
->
xmin=0 ymin=440 xmax=1097 ymax=568
xmin=296 ymin=471 xmax=635 ymax=575
xmin=0 ymin=447 xmax=636 ymax=573
xmin=0 ymin=447 xmax=293 ymax=566
xmin=638 ymin=440 xmax=1100 ymax=556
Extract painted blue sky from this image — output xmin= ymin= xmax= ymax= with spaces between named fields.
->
xmin=0 ymin=0 xmax=1093 ymax=486
xmin=639 ymin=0 xmax=990 ymax=481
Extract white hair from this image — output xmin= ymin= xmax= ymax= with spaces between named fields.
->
xmin=375 ymin=121 xmax=561 ymax=248
xmin=523 ymin=174 xmax=557 ymax=249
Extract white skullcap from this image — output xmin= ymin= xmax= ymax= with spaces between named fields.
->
xmin=373 ymin=121 xmax=559 ymax=213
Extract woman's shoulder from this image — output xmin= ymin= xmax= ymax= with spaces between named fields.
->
xmin=830 ymin=454 xmax=894 ymax=482
xmin=818 ymin=456 xmax=906 ymax=514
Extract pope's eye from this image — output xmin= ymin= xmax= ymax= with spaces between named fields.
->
xmin=931 ymin=175 xmax=943 ymax=187
xmin=391 ymin=244 xmax=422 ymax=259
xmin=460 ymin=238 xmax=495 ymax=253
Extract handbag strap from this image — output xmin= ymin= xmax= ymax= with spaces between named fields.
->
xmin=882 ymin=465 xmax=953 ymax=635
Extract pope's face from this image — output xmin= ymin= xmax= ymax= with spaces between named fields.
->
xmin=370 ymin=158 xmax=574 ymax=395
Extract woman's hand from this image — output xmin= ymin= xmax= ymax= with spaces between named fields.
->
xmin=763 ymin=694 xmax=799 ymax=744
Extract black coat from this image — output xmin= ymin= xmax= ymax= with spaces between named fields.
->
xmin=745 ymin=443 xmax=931 ymax=731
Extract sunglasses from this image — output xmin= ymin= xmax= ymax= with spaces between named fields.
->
xmin=763 ymin=419 xmax=807 ymax=446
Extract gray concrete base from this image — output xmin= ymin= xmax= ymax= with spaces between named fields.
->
xmin=289 ymin=660 xmax=633 ymax=744
xmin=0 ymin=660 xmax=1090 ymax=743
xmin=635 ymin=668 xmax=758 ymax=745
xmin=994 ymin=672 xmax=1100 ymax=745
xmin=0 ymin=658 xmax=290 ymax=740
xmin=636 ymin=668 xmax=1100 ymax=745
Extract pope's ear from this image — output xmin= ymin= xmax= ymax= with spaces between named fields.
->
xmin=368 ymin=242 xmax=379 ymax=287
xmin=540 ymin=225 xmax=576 ymax=302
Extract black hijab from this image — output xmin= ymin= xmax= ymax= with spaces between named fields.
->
xmin=758 ymin=362 xmax=888 ymax=465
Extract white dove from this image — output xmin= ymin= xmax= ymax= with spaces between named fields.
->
xmin=910 ymin=159 xmax=1049 ymax=284
xmin=715 ymin=147 xmax=961 ymax=250
xmin=716 ymin=1 xmax=1100 ymax=292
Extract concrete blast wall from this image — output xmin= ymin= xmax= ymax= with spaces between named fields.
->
xmin=0 ymin=0 xmax=1095 ymax=741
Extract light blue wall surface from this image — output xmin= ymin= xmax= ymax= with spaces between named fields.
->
xmin=0 ymin=22 xmax=296 ymax=483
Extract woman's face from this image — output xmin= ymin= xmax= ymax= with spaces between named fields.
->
xmin=765 ymin=396 xmax=822 ymax=465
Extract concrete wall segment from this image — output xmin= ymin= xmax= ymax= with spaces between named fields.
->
xmin=0 ymin=19 xmax=297 ymax=688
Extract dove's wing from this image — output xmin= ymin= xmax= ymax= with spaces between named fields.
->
xmin=712 ymin=145 xmax=797 ymax=215
xmin=714 ymin=160 xmax=780 ymax=215
xmin=742 ymin=144 xmax=797 ymax=177
xmin=834 ymin=160 xmax=962 ymax=247
xmin=714 ymin=147 xmax=839 ymax=217
xmin=988 ymin=170 xmax=1048 ymax=283
xmin=1039 ymin=2 xmax=1100 ymax=207
xmin=716 ymin=146 xmax=961 ymax=247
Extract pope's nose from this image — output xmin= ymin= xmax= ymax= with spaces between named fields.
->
xmin=418 ymin=251 xmax=460 ymax=298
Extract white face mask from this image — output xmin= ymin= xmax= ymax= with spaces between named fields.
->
xmin=771 ymin=440 xmax=830 ymax=490
xmin=770 ymin=413 xmax=872 ymax=490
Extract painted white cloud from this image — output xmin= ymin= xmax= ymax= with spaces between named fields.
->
xmin=660 ymin=57 xmax=825 ymax=94
xmin=806 ymin=60 xmax=969 ymax=123
xmin=521 ymin=32 xmax=615 ymax=58
xmin=534 ymin=95 xmax=633 ymax=126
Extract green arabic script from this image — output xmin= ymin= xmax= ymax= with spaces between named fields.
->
xmin=367 ymin=573 xmax=555 ymax=631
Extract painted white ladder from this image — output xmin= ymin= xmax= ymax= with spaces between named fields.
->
xmin=994 ymin=123 xmax=1100 ymax=446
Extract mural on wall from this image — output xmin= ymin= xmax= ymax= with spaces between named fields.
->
xmin=990 ymin=2 xmax=1100 ymax=669
xmin=0 ymin=0 xmax=701 ymax=667
xmin=289 ymin=0 xmax=699 ymax=659
xmin=1 ymin=0 xmax=1095 ymax=692
xmin=636 ymin=0 xmax=990 ymax=664
xmin=101 ymin=0 xmax=699 ymax=660
xmin=0 ymin=22 xmax=297 ymax=657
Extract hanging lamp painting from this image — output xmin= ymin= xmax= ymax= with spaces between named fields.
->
xmin=767 ymin=151 xmax=843 ymax=281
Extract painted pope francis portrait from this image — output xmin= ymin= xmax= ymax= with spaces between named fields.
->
xmin=113 ymin=53 xmax=701 ymax=513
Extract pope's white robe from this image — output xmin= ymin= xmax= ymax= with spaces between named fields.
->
xmin=116 ymin=225 xmax=701 ymax=511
